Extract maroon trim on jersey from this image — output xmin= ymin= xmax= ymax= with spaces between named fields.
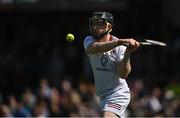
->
xmin=107 ymin=102 xmax=122 ymax=110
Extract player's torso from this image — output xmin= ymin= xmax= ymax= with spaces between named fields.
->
xmin=89 ymin=50 xmax=118 ymax=74
xmin=84 ymin=35 xmax=129 ymax=97
xmin=88 ymin=48 xmax=125 ymax=96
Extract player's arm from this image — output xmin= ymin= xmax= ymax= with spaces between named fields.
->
xmin=86 ymin=39 xmax=132 ymax=54
xmin=118 ymin=51 xmax=131 ymax=79
xmin=118 ymin=40 xmax=139 ymax=79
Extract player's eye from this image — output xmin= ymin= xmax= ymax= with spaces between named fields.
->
xmin=89 ymin=18 xmax=107 ymax=30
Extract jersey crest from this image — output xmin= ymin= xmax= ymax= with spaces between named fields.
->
xmin=101 ymin=54 xmax=108 ymax=67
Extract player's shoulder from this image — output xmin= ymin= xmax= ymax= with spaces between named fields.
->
xmin=84 ymin=35 xmax=94 ymax=42
xmin=83 ymin=35 xmax=95 ymax=49
xmin=84 ymin=35 xmax=95 ymax=44
xmin=111 ymin=35 xmax=119 ymax=41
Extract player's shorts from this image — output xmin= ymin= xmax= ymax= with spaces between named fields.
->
xmin=99 ymin=88 xmax=130 ymax=118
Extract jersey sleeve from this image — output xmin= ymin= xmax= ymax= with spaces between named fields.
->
xmin=111 ymin=36 xmax=127 ymax=62
xmin=116 ymin=45 xmax=127 ymax=61
xmin=83 ymin=36 xmax=95 ymax=51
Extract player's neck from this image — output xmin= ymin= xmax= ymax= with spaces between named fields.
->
xmin=99 ymin=33 xmax=111 ymax=42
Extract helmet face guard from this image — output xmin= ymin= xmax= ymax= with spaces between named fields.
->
xmin=89 ymin=16 xmax=109 ymax=39
xmin=89 ymin=16 xmax=107 ymax=30
xmin=89 ymin=11 xmax=114 ymax=39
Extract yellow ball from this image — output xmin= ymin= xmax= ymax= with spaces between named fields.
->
xmin=66 ymin=33 xmax=75 ymax=42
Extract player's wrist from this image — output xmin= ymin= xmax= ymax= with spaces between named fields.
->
xmin=116 ymin=39 xmax=123 ymax=46
xmin=116 ymin=39 xmax=129 ymax=46
xmin=115 ymin=40 xmax=121 ymax=46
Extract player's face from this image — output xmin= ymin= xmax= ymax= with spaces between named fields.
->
xmin=89 ymin=18 xmax=107 ymax=30
xmin=89 ymin=17 xmax=110 ymax=39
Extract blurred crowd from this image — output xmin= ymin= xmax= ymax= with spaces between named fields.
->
xmin=0 ymin=78 xmax=179 ymax=117
xmin=0 ymin=5 xmax=179 ymax=117
xmin=0 ymin=78 xmax=101 ymax=117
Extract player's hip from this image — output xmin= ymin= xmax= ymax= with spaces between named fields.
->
xmin=99 ymin=89 xmax=130 ymax=117
xmin=99 ymin=88 xmax=130 ymax=103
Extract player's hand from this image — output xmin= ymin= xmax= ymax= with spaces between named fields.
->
xmin=125 ymin=38 xmax=140 ymax=53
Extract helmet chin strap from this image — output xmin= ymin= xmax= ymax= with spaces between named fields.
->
xmin=93 ymin=28 xmax=112 ymax=39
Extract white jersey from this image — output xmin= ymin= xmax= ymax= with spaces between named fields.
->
xmin=83 ymin=35 xmax=130 ymax=97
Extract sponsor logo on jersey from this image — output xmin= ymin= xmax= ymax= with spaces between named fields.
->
xmin=96 ymin=54 xmax=116 ymax=72
xmin=101 ymin=54 xmax=108 ymax=67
